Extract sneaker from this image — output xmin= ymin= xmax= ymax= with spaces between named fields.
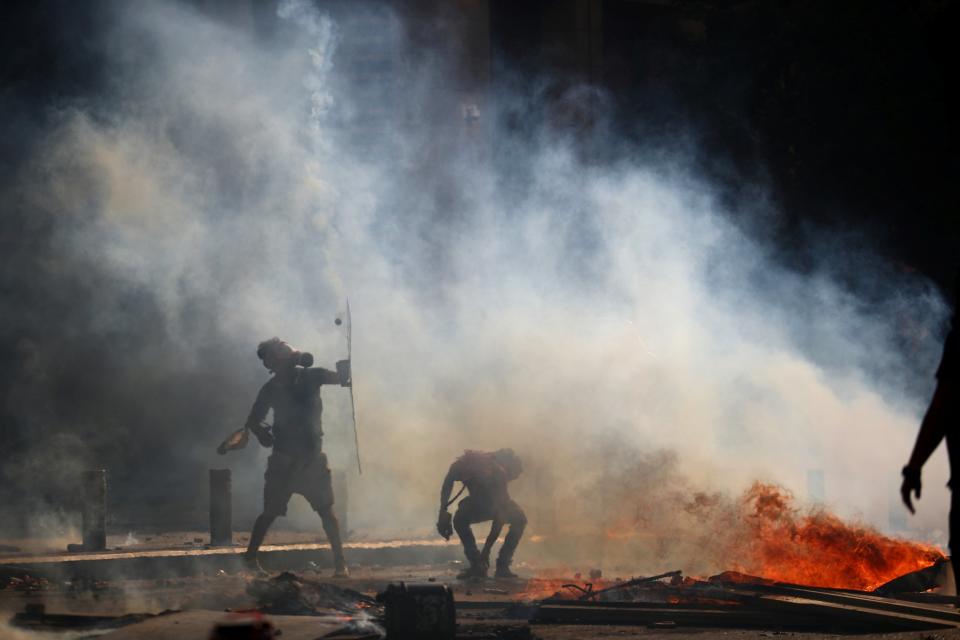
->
xmin=456 ymin=563 xmax=488 ymax=580
xmin=333 ymin=565 xmax=350 ymax=578
xmin=494 ymin=565 xmax=519 ymax=579
xmin=242 ymin=554 xmax=270 ymax=578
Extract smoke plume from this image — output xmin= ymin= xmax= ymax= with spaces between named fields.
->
xmin=0 ymin=0 xmax=951 ymax=574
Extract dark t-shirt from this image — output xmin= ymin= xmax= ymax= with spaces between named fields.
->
xmin=246 ymin=367 xmax=341 ymax=456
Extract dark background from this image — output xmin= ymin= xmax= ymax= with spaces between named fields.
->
xmin=0 ymin=0 xmax=956 ymax=532
xmin=3 ymin=1 xmax=956 ymax=284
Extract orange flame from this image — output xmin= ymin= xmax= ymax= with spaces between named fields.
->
xmin=727 ymin=482 xmax=944 ymax=590
xmin=514 ymin=577 xmax=614 ymax=601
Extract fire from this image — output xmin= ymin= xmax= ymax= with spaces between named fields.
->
xmin=728 ymin=482 xmax=945 ymax=591
xmin=594 ymin=481 xmax=945 ymax=592
xmin=515 ymin=577 xmax=613 ymax=601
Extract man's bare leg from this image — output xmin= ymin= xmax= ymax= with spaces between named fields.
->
xmin=318 ymin=507 xmax=348 ymax=577
xmin=244 ymin=513 xmax=276 ymax=574
xmin=495 ymin=503 xmax=527 ymax=578
xmin=453 ymin=506 xmax=488 ymax=578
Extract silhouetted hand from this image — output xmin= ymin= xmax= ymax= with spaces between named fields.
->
xmin=250 ymin=422 xmax=274 ymax=448
xmin=901 ymin=465 xmax=922 ymax=514
xmin=437 ymin=510 xmax=453 ymax=540
xmin=336 ymin=359 xmax=351 ymax=387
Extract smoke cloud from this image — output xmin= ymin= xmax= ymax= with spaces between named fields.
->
xmin=1 ymin=0 xmax=951 ymax=574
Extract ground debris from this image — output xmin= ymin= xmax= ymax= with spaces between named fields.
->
xmin=4 ymin=573 xmax=51 ymax=591
xmin=12 ymin=603 xmax=165 ymax=632
xmin=248 ymin=571 xmax=380 ymax=616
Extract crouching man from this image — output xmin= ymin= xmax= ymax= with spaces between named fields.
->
xmin=220 ymin=337 xmax=351 ymax=577
xmin=437 ymin=449 xmax=527 ymax=579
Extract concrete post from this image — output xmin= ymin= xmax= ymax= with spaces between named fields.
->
xmin=81 ymin=469 xmax=107 ymax=551
xmin=209 ymin=469 xmax=232 ymax=547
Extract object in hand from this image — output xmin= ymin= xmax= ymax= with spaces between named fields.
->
xmin=217 ymin=427 xmax=249 ymax=455
xmin=437 ymin=510 xmax=453 ymax=540
xmin=336 ymin=359 xmax=351 ymax=387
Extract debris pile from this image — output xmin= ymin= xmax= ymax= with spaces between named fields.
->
xmin=4 ymin=573 xmax=50 ymax=592
xmin=247 ymin=571 xmax=380 ymax=616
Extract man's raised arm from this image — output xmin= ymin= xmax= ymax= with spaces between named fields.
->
xmin=305 ymin=360 xmax=351 ymax=386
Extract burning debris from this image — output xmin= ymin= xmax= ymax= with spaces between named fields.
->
xmin=730 ymin=483 xmax=946 ymax=590
xmin=595 ymin=476 xmax=946 ymax=592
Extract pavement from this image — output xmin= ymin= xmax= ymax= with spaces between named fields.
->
xmin=3 ymin=532 xmax=960 ymax=639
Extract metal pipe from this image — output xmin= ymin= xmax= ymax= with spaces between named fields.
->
xmin=81 ymin=469 xmax=107 ymax=551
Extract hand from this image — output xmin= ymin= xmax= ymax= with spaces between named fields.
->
xmin=901 ymin=465 xmax=922 ymax=514
xmin=336 ymin=359 xmax=351 ymax=387
xmin=250 ymin=423 xmax=274 ymax=448
xmin=437 ymin=510 xmax=453 ymax=540
xmin=217 ymin=427 xmax=249 ymax=455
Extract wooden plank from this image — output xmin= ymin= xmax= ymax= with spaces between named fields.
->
xmin=719 ymin=582 xmax=960 ymax=623
xmin=748 ymin=594 xmax=958 ymax=631
xmin=532 ymin=604 xmax=784 ymax=628
xmin=532 ymin=593 xmax=959 ymax=632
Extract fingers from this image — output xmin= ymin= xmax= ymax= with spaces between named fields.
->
xmin=901 ymin=489 xmax=915 ymax=514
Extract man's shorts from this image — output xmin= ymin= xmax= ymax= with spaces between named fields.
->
xmin=263 ymin=451 xmax=335 ymax=517
xmin=454 ymin=495 xmax=526 ymax=525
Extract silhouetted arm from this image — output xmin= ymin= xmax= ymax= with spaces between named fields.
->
xmin=903 ymin=326 xmax=958 ymax=514
xmin=305 ymin=366 xmax=342 ymax=386
xmin=440 ymin=463 xmax=460 ymax=512
xmin=906 ymin=381 xmax=954 ymax=471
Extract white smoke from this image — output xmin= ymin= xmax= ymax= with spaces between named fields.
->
xmin=5 ymin=0 xmax=951 ymax=571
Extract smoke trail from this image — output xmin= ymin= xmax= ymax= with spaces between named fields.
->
xmin=0 ymin=0 xmax=950 ymax=574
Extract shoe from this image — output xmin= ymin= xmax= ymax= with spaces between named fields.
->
xmin=243 ymin=554 xmax=270 ymax=578
xmin=333 ymin=565 xmax=350 ymax=578
xmin=494 ymin=565 xmax=519 ymax=579
xmin=456 ymin=563 xmax=488 ymax=580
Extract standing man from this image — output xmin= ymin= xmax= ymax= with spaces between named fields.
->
xmin=902 ymin=271 xmax=959 ymax=593
xmin=437 ymin=449 xmax=527 ymax=579
xmin=221 ymin=337 xmax=351 ymax=576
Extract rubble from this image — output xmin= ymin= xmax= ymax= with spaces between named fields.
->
xmin=4 ymin=573 xmax=51 ymax=592
xmin=248 ymin=571 xmax=379 ymax=616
